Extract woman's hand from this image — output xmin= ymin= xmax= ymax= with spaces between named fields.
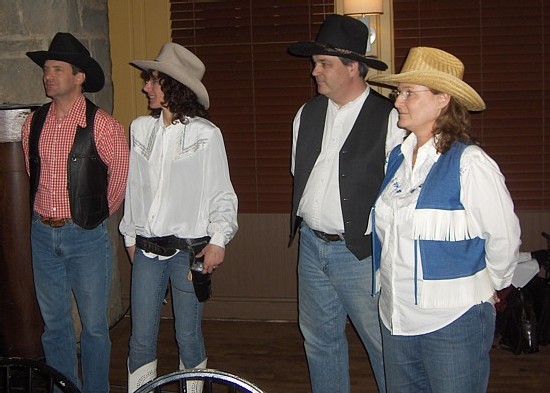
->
xmin=126 ymin=245 xmax=136 ymax=263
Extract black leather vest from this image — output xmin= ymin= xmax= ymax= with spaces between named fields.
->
xmin=29 ymin=99 xmax=109 ymax=229
xmin=291 ymin=90 xmax=394 ymax=260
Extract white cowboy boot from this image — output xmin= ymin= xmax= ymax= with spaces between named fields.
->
xmin=179 ymin=358 xmax=207 ymax=393
xmin=128 ymin=359 xmax=157 ymax=393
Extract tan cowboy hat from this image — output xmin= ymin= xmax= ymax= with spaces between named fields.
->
xmin=369 ymin=47 xmax=485 ymax=111
xmin=288 ymin=14 xmax=387 ymax=71
xmin=131 ymin=43 xmax=210 ymax=109
xmin=27 ymin=32 xmax=105 ymax=93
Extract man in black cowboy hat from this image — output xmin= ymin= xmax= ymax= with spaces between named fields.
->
xmin=288 ymin=14 xmax=404 ymax=393
xmin=21 ymin=32 xmax=129 ymax=393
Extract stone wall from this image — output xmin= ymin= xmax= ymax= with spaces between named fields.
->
xmin=0 ymin=0 xmax=124 ymax=329
xmin=0 ymin=0 xmax=113 ymax=112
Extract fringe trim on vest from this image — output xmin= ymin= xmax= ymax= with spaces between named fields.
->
xmin=419 ymin=268 xmax=493 ymax=308
xmin=413 ymin=209 xmax=471 ymax=241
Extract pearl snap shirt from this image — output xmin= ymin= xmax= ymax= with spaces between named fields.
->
xmin=119 ymin=115 xmax=238 ymax=250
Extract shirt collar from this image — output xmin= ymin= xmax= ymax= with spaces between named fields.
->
xmin=49 ymin=94 xmax=87 ymax=127
xmin=402 ymin=133 xmax=439 ymax=164
xmin=328 ymin=85 xmax=369 ymax=111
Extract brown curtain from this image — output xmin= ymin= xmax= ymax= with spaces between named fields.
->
xmin=392 ymin=0 xmax=550 ymax=210
xmin=170 ymin=0 xmax=334 ymax=213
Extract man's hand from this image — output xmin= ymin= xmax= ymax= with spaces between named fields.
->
xmin=195 ymin=244 xmax=225 ymax=274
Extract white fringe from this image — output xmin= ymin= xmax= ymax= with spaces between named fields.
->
xmin=419 ymin=269 xmax=494 ymax=308
xmin=412 ymin=209 xmax=471 ymax=241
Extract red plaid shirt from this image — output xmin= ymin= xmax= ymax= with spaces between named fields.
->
xmin=21 ymin=95 xmax=129 ymax=219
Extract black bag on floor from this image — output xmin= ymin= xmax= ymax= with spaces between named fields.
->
xmin=498 ymin=287 xmax=539 ymax=354
xmin=529 ymin=248 xmax=550 ymax=345
xmin=496 ymin=233 xmax=550 ymax=354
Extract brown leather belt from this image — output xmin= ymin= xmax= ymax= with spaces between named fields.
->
xmin=39 ymin=215 xmax=72 ymax=228
xmin=312 ymin=230 xmax=344 ymax=242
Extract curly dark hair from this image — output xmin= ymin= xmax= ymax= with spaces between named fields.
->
xmin=432 ymin=94 xmax=478 ymax=153
xmin=141 ymin=70 xmax=209 ymax=123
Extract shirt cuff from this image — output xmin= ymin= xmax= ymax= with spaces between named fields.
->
xmin=124 ymin=236 xmax=136 ymax=248
xmin=209 ymin=232 xmax=226 ymax=249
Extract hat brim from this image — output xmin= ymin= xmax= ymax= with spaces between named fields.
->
xmin=288 ymin=41 xmax=388 ymax=71
xmin=26 ymin=51 xmax=105 ymax=93
xmin=131 ymin=60 xmax=210 ymax=109
xmin=369 ymin=70 xmax=486 ymax=111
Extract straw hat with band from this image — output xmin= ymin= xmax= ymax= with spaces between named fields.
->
xmin=27 ymin=32 xmax=105 ymax=93
xmin=288 ymin=14 xmax=388 ymax=71
xmin=131 ymin=43 xmax=210 ymax=109
xmin=369 ymin=47 xmax=486 ymax=111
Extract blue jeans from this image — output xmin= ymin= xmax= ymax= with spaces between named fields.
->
xmin=298 ymin=224 xmax=385 ymax=393
xmin=381 ymin=302 xmax=496 ymax=393
xmin=31 ymin=214 xmax=112 ymax=393
xmin=128 ymin=249 xmax=205 ymax=372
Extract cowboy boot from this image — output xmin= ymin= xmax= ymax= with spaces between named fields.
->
xmin=128 ymin=359 xmax=157 ymax=393
xmin=179 ymin=358 xmax=207 ymax=393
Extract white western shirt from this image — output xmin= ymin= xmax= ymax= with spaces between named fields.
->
xmin=119 ymin=115 xmax=238 ymax=253
xmin=374 ymin=134 xmax=521 ymax=335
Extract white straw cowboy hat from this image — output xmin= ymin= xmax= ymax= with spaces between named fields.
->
xmin=131 ymin=43 xmax=210 ymax=109
xmin=27 ymin=32 xmax=105 ymax=93
xmin=369 ymin=47 xmax=486 ymax=111
xmin=288 ymin=14 xmax=388 ymax=71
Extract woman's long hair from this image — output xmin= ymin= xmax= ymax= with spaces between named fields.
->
xmin=141 ymin=70 xmax=209 ymax=123
xmin=432 ymin=95 xmax=477 ymax=153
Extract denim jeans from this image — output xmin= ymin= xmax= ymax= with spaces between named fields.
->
xmin=298 ymin=224 xmax=385 ymax=393
xmin=381 ymin=302 xmax=496 ymax=393
xmin=31 ymin=214 xmax=112 ymax=393
xmin=128 ymin=248 xmax=205 ymax=372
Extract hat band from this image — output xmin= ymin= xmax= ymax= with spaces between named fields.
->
xmin=317 ymin=43 xmax=363 ymax=59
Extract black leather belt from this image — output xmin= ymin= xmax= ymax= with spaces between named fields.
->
xmin=312 ymin=230 xmax=344 ymax=242
xmin=136 ymin=235 xmax=213 ymax=302
xmin=136 ymin=235 xmax=210 ymax=257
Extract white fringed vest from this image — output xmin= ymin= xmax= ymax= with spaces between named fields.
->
xmin=372 ymin=142 xmax=494 ymax=308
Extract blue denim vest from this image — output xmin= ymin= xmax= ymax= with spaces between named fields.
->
xmin=372 ymin=142 xmax=486 ymax=300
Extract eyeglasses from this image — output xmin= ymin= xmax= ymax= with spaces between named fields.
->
xmin=393 ymin=89 xmax=431 ymax=100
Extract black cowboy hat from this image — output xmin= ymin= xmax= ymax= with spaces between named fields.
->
xmin=26 ymin=32 xmax=105 ymax=93
xmin=288 ymin=14 xmax=387 ymax=71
